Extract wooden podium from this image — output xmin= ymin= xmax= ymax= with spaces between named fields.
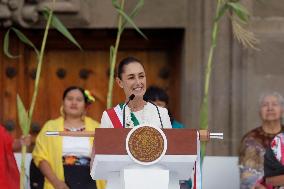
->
xmin=90 ymin=127 xmax=200 ymax=189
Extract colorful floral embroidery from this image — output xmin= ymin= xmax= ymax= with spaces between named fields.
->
xmin=64 ymin=156 xmax=77 ymax=165
xmin=63 ymin=156 xmax=90 ymax=166
xmin=271 ymin=133 xmax=284 ymax=164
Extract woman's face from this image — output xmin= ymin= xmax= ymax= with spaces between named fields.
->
xmin=260 ymin=95 xmax=283 ymax=122
xmin=116 ymin=62 xmax=146 ymax=99
xmin=63 ymin=89 xmax=86 ymax=117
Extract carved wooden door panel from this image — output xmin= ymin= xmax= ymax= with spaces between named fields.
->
xmin=0 ymin=33 xmax=26 ymax=138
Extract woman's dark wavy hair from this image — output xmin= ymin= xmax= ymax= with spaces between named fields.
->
xmin=117 ymin=56 xmax=143 ymax=79
xmin=144 ymin=86 xmax=169 ymax=105
xmin=144 ymin=86 xmax=173 ymax=123
xmin=62 ymin=86 xmax=88 ymax=104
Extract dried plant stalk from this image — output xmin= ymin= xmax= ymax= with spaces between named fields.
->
xmin=232 ymin=16 xmax=260 ymax=50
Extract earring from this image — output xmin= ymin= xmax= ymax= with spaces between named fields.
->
xmin=81 ymin=111 xmax=86 ymax=121
xmin=60 ymin=106 xmax=65 ymax=118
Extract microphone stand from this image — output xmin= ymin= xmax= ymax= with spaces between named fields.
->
xmin=122 ymin=94 xmax=135 ymax=128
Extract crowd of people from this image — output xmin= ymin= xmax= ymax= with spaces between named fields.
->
xmin=2 ymin=56 xmax=284 ymax=189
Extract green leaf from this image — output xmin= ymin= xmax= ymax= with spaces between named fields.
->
xmin=3 ymin=29 xmax=18 ymax=59
xmin=17 ymin=95 xmax=30 ymax=135
xmin=227 ymin=2 xmax=249 ymax=22
xmin=112 ymin=0 xmax=120 ymax=9
xmin=43 ymin=9 xmax=82 ymax=50
xmin=11 ymin=27 xmax=39 ymax=57
xmin=121 ymin=0 xmax=144 ymax=31
xmin=115 ymin=8 xmax=148 ymax=40
xmin=129 ymin=0 xmax=144 ymax=19
xmin=215 ymin=3 xmax=229 ymax=22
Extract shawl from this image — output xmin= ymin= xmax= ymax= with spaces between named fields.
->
xmin=264 ymin=133 xmax=284 ymax=189
xmin=264 ymin=147 xmax=284 ymax=177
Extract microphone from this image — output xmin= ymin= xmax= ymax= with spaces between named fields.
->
xmin=123 ymin=94 xmax=135 ymax=128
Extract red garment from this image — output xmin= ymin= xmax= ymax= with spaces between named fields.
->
xmin=0 ymin=126 xmax=20 ymax=189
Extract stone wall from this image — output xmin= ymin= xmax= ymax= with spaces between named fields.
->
xmin=183 ymin=0 xmax=284 ymax=155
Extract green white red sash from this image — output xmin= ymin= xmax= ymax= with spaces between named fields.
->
xmin=106 ymin=104 xmax=140 ymax=128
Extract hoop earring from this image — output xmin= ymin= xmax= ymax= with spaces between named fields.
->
xmin=60 ymin=106 xmax=65 ymax=118
xmin=81 ymin=111 xmax=86 ymax=121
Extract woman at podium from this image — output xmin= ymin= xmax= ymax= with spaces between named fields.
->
xmin=100 ymin=57 xmax=172 ymax=129
xmin=32 ymin=86 xmax=105 ymax=189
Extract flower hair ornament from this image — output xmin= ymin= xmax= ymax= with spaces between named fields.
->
xmin=84 ymin=90 xmax=95 ymax=104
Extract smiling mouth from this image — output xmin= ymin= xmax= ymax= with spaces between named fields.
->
xmin=133 ymin=87 xmax=143 ymax=91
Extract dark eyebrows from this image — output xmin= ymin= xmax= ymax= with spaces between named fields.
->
xmin=126 ymin=72 xmax=145 ymax=77
xmin=127 ymin=74 xmax=135 ymax=78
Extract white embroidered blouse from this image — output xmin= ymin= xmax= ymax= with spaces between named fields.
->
xmin=100 ymin=102 xmax=172 ymax=129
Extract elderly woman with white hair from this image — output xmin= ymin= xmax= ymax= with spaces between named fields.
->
xmin=239 ymin=92 xmax=284 ymax=189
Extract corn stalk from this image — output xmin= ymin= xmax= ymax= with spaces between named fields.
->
xmin=3 ymin=0 xmax=81 ymax=188
xmin=107 ymin=0 xmax=146 ymax=108
xmin=200 ymin=0 xmax=258 ymax=162
xmin=18 ymin=6 xmax=54 ymax=189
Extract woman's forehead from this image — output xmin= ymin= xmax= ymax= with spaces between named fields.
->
xmin=123 ymin=62 xmax=145 ymax=74
xmin=66 ymin=89 xmax=83 ymax=97
xmin=262 ymin=95 xmax=279 ymax=103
